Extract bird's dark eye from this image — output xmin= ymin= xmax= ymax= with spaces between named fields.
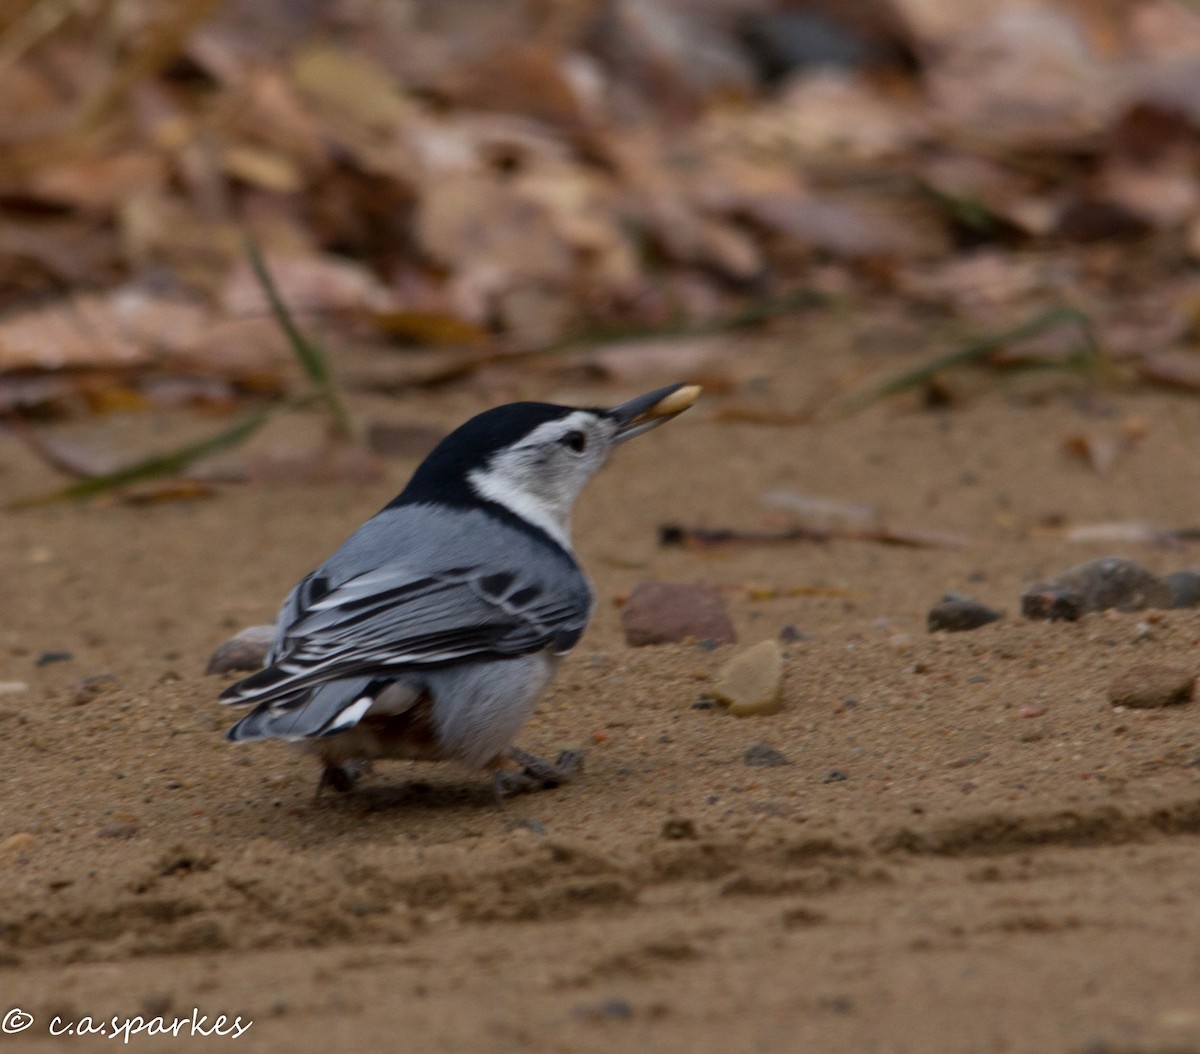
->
xmin=562 ymin=430 xmax=587 ymax=453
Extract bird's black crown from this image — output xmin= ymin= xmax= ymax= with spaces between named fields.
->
xmin=387 ymin=401 xmax=590 ymax=509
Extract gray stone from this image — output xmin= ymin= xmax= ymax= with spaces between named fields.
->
xmin=1166 ymin=570 xmax=1200 ymax=609
xmin=1021 ymin=557 xmax=1173 ymax=621
xmin=205 ymin=625 xmax=275 ymax=675
xmin=743 ymin=743 xmax=790 ymax=767
xmin=1109 ymin=663 xmax=1196 ymax=709
xmin=927 ymin=595 xmax=1003 ymax=632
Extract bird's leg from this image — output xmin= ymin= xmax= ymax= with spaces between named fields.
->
xmin=314 ymin=760 xmax=368 ymax=798
xmin=492 ymin=747 xmax=584 ymax=802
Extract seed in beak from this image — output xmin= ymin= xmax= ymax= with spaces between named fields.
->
xmin=644 ymin=384 xmax=701 ymax=419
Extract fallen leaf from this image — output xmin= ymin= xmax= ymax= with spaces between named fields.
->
xmin=1063 ymin=432 xmax=1124 ymax=474
xmin=119 ymin=480 xmax=217 ymax=504
xmin=1136 ymin=350 xmax=1200 ymax=393
xmin=761 ymin=490 xmax=879 ymax=525
xmin=583 ymin=336 xmax=727 ymax=384
xmin=371 ymin=310 xmax=490 ymax=346
xmin=222 ymin=252 xmax=395 ymax=316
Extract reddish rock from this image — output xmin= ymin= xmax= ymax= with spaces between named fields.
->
xmin=620 ymin=581 xmax=735 ymax=647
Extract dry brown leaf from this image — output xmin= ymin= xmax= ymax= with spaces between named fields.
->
xmin=371 ymin=310 xmax=490 ymax=346
xmin=1136 ymin=350 xmax=1200 ymax=393
xmin=436 ymin=44 xmax=586 ymax=129
xmin=26 ymin=152 xmax=168 ymax=211
xmin=710 ymin=70 xmax=925 ymax=159
xmin=583 ymin=336 xmax=728 ymax=384
xmin=416 ymin=174 xmax=574 ymax=322
xmin=1060 ymin=522 xmax=1178 ymax=545
xmin=0 ymin=294 xmax=167 ymax=372
xmin=1063 ymin=432 xmax=1124 ymax=474
xmin=291 ymin=46 xmax=410 ymax=131
xmin=219 ymin=145 xmax=304 ymax=193
xmin=222 ymin=253 xmax=396 ymax=317
xmin=924 ymin=8 xmax=1116 ymax=143
xmin=119 ymin=480 xmax=217 ymax=504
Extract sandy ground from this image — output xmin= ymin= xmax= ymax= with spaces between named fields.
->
xmin=4 ymin=313 xmax=1200 ymax=1053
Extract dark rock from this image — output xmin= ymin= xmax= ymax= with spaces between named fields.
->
xmin=35 ymin=651 xmax=73 ymax=667
xmin=571 ymin=997 xmax=634 ymax=1021
xmin=661 ymin=818 xmax=698 ymax=839
xmin=620 ymin=582 xmax=735 ymax=647
xmin=1165 ymin=570 xmax=1200 ymax=609
xmin=205 ymin=625 xmax=275 ymax=674
xmin=71 ymin=675 xmax=118 ymax=705
xmin=927 ymin=595 xmax=1003 ymax=633
xmin=1109 ymin=663 xmax=1195 ymax=709
xmin=822 ymin=769 xmax=849 ymax=783
xmin=1021 ymin=557 xmax=1173 ymax=621
xmin=743 ymin=743 xmax=790 ymax=768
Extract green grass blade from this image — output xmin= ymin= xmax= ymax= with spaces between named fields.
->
xmin=7 ymin=408 xmax=274 ymax=510
xmin=840 ymin=306 xmax=1099 ymax=415
xmin=244 ymin=237 xmax=355 ymax=440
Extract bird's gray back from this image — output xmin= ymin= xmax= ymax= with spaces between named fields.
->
xmin=270 ymin=502 xmax=592 ymax=658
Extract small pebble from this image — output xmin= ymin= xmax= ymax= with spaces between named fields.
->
xmin=743 ymin=743 xmax=790 ymax=767
xmin=620 ymin=582 xmax=735 ymax=647
xmin=72 ymin=675 xmax=118 ymax=705
xmin=661 ymin=818 xmax=697 ymax=839
xmin=1021 ymin=557 xmax=1173 ymax=621
xmin=1165 ymin=570 xmax=1200 ymax=609
xmin=0 ymin=682 xmax=29 ymax=695
xmin=35 ymin=651 xmax=73 ymax=667
xmin=1018 ymin=705 xmax=1045 ymax=719
xmin=205 ymin=625 xmax=275 ymax=675
xmin=571 ymin=997 xmax=634 ymax=1021
xmin=1108 ymin=663 xmax=1196 ymax=709
xmin=927 ymin=595 xmax=1002 ymax=633
xmin=822 ymin=769 xmax=849 ymax=783
xmin=711 ymin=640 xmax=784 ymax=716
xmin=1 ymin=832 xmax=35 ymax=854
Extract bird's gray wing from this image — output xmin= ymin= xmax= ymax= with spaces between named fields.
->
xmin=220 ymin=560 xmax=590 ymax=711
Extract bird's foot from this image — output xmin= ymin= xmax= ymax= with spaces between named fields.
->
xmin=315 ymin=760 xmax=370 ymax=798
xmin=493 ymin=748 xmax=584 ymax=803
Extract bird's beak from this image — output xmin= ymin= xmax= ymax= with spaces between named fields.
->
xmin=609 ymin=383 xmax=701 ymax=445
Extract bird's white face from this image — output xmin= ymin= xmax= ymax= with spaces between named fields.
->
xmin=467 ymin=410 xmax=620 ymax=550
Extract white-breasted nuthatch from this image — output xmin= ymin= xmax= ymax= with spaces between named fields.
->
xmin=221 ymin=383 xmax=700 ymax=797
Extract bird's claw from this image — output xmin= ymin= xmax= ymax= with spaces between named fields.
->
xmin=493 ymin=748 xmax=584 ymax=803
xmin=315 ymin=761 xmax=367 ymax=798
